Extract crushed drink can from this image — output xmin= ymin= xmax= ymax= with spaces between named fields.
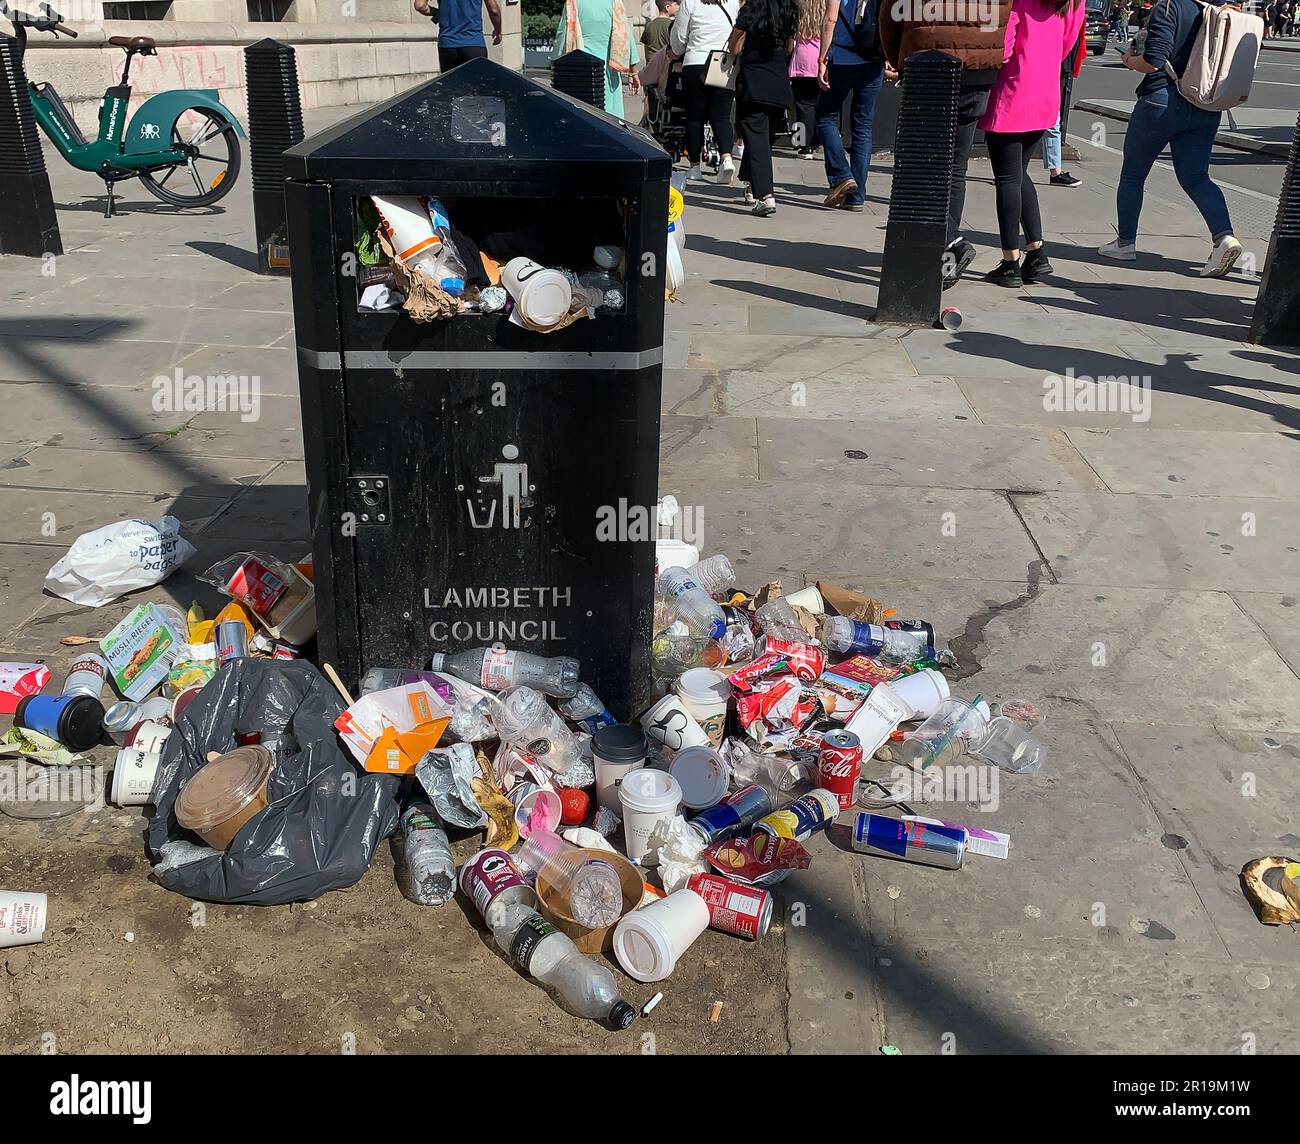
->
xmin=851 ymin=813 xmax=966 ymax=869
xmin=687 ymin=872 xmax=773 ymax=940
xmin=762 ymin=637 xmax=826 ymax=682
xmin=688 ymin=783 xmax=775 ymax=844
xmin=754 ymin=788 xmax=841 ymax=841
xmin=215 ymin=620 xmax=249 ymax=666
xmin=817 ymin=729 xmax=862 ymax=809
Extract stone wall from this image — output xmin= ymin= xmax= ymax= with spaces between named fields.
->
xmin=19 ymin=5 xmax=523 ymax=132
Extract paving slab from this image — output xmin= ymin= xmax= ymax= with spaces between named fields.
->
xmin=0 ymin=335 xmax=205 ymax=387
xmin=0 ymin=489 xmax=226 ymax=547
xmin=686 ymin=331 xmax=916 ymax=376
xmin=1233 ymin=592 xmax=1300 ymax=677
xmin=0 ymin=446 xmax=273 ymax=498
xmin=149 ymin=396 xmax=307 ymax=460
xmin=0 ymin=381 xmax=192 ymax=447
xmin=1011 ymin=491 xmax=1300 ymax=593
xmin=660 ymin=415 xmax=759 ymax=480
xmin=670 ymin=372 xmax=978 ymax=422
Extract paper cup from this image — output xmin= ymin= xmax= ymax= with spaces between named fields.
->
xmin=126 ymin=720 xmax=172 ymax=754
xmin=639 ymin=693 xmax=711 ymax=753
xmin=111 ymin=746 xmax=162 ymax=807
xmin=613 ymin=887 xmax=710 ymax=982
xmin=372 ymin=194 xmax=439 ymax=264
xmin=782 ymin=585 xmax=825 ymax=613
xmin=510 ymin=784 xmax=562 ymax=837
xmin=0 ymin=891 xmax=47 ymax=949
xmin=618 ymin=768 xmax=682 ymax=864
xmin=592 ymin=724 xmax=649 ymax=811
xmin=502 ymin=257 xmax=572 ymax=328
xmin=889 ymin=669 xmax=951 ymax=720
xmin=674 ymin=668 xmax=731 ymax=748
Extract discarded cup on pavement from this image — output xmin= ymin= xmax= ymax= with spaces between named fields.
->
xmin=880 ymin=668 xmax=950 ymax=720
xmin=895 ymin=697 xmax=991 ymax=771
xmin=0 ymin=891 xmax=47 ymax=949
xmin=618 ymin=768 xmax=682 ymax=864
xmin=509 ymin=782 xmax=563 ymax=838
xmin=591 ymin=724 xmax=649 ymax=811
xmin=13 ymin=694 xmax=103 ymax=753
xmin=673 ymin=668 xmax=731 ymax=747
xmin=111 ymin=745 xmax=163 ymax=807
xmin=781 ymin=585 xmax=825 ymax=613
xmin=940 ymin=306 xmax=962 ymax=331
xmin=612 ymin=886 xmax=710 ymax=981
xmin=639 ymin=692 xmax=711 ymax=752
xmin=972 ymin=716 xmax=1045 ymax=774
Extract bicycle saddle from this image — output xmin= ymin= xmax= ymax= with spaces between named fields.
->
xmin=108 ymin=34 xmax=155 ymax=52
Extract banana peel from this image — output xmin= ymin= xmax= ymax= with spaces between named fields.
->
xmin=1240 ymin=856 xmax=1300 ymax=926
xmin=471 ymin=748 xmax=517 ymax=851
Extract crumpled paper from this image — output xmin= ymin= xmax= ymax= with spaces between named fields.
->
xmin=562 ymin=826 xmax=617 ymax=853
xmin=415 ymin=742 xmax=488 ymax=830
xmin=649 ymin=814 xmax=709 ymax=891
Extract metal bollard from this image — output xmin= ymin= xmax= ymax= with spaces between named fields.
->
xmin=244 ymin=38 xmax=304 ymax=276
xmin=0 ymin=36 xmax=61 ymax=258
xmin=550 ymin=49 xmax=605 ymax=110
xmin=1249 ymin=107 xmax=1300 ymax=347
xmin=875 ymin=51 xmax=962 ymax=326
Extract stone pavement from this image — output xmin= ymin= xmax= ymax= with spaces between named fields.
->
xmin=1 ymin=92 xmax=1298 ymax=1054
xmin=1078 ymin=97 xmax=1298 ymax=157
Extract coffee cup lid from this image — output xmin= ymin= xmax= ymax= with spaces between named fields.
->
xmin=669 ymin=746 xmax=730 ymax=810
xmin=592 ymin=724 xmax=649 ymax=763
xmin=176 ymin=746 xmax=273 ymax=832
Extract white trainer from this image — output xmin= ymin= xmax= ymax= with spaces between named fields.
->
xmin=717 ymin=157 xmax=736 ymax=185
xmin=1098 ymin=238 xmax=1137 ymax=261
xmin=1200 ymin=234 xmax=1242 ymax=278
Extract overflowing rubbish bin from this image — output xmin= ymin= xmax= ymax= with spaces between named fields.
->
xmin=282 ymin=59 xmax=672 ymax=719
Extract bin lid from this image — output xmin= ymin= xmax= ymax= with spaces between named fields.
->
xmin=284 ymin=57 xmax=671 ymax=183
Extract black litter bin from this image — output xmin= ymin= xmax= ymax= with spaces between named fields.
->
xmin=283 ymin=59 xmax=671 ymax=720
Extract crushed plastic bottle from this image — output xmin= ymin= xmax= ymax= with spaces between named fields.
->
xmin=686 ymin=554 xmax=737 ymax=599
xmin=398 ymin=798 xmax=455 ymax=905
xmin=820 ymin=617 xmax=932 ymax=664
xmin=657 ymin=568 xmax=726 ymax=640
xmin=756 ymin=596 xmax=811 ymax=644
xmin=491 ymin=685 xmax=581 ymax=773
xmin=559 ymin=683 xmax=617 ymax=734
xmin=429 ymin=644 xmax=580 ymax=699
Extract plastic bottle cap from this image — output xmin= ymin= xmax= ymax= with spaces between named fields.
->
xmin=592 ymin=724 xmax=649 ymax=763
xmin=609 ymin=1000 xmax=637 ymax=1029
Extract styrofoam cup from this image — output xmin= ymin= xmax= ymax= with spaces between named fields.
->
xmin=639 ymin=693 xmax=711 ymax=752
xmin=0 ymin=891 xmax=47 ymax=949
xmin=888 ymin=669 xmax=951 ymax=720
xmin=613 ymin=888 xmax=710 ymax=981
xmin=618 ymin=768 xmax=682 ymax=864
xmin=674 ymin=668 xmax=730 ymax=747
xmin=502 ymin=257 xmax=572 ymax=328
xmin=782 ymin=585 xmax=825 ymax=613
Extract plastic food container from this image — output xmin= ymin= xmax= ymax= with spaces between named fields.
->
xmin=175 ymin=746 xmax=274 ymax=850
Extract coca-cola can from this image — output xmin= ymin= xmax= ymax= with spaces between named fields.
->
xmin=818 ymin=729 xmax=862 ymax=809
xmin=763 ymin=637 xmax=826 ymax=682
xmin=687 ymin=872 xmax=773 ymax=940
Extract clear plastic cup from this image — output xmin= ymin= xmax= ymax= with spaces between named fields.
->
xmin=515 ymin=830 xmax=579 ymax=880
xmin=972 ymin=716 xmax=1044 ymax=774
xmin=895 ymin=698 xmax=991 ymax=771
xmin=539 ymin=852 xmax=624 ymax=928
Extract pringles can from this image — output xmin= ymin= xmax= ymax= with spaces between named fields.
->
xmin=851 ymin=813 xmax=966 ymax=869
xmin=817 ymin=729 xmax=862 ymax=809
xmin=753 ymin=788 xmax=841 ymax=841
xmin=687 ymin=872 xmax=773 ymax=941
xmin=459 ymin=848 xmax=538 ymax=920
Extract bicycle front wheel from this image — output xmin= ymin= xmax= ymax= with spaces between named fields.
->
xmin=139 ymin=107 xmax=241 ymax=208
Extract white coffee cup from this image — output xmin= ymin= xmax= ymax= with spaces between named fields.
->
xmin=674 ymin=668 xmax=731 ymax=748
xmin=618 ymin=768 xmax=682 ymax=864
xmin=0 ymin=891 xmax=47 ymax=949
xmin=372 ymin=194 xmax=440 ymax=264
xmin=639 ymin=693 xmax=711 ymax=753
xmin=592 ymin=725 xmax=649 ymax=811
xmin=502 ymin=257 xmax=572 ymax=328
xmin=782 ymin=585 xmax=825 ymax=613
xmin=889 ymin=669 xmax=951 ymax=720
xmin=613 ymin=888 xmax=710 ymax=981
xmin=112 ymin=746 xmax=162 ymax=807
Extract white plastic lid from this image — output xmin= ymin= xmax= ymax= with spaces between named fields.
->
xmin=617 ymin=767 xmax=681 ymax=814
xmin=520 ymin=271 xmax=571 ymax=327
xmin=593 ymin=244 xmax=623 ymax=270
xmin=676 ymin=668 xmax=730 ymax=703
xmin=669 ymin=746 xmax=730 ymax=810
xmin=613 ymin=912 xmax=677 ymax=982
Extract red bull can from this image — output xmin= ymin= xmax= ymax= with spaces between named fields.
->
xmin=851 ymin=813 xmax=966 ymax=869
xmin=216 ymin=620 xmax=249 ymax=666
xmin=754 ymin=788 xmax=840 ymax=841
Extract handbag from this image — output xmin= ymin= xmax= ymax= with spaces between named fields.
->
xmin=703 ymin=3 xmax=739 ymax=89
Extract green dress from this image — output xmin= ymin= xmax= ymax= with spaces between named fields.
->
xmin=551 ymin=0 xmax=640 ymax=118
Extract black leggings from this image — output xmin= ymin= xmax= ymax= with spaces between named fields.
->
xmin=985 ymin=129 xmax=1045 ymax=252
xmin=438 ymin=44 xmax=488 ymax=72
xmin=681 ymin=63 xmax=735 ymax=163
xmin=738 ymin=100 xmax=782 ymax=198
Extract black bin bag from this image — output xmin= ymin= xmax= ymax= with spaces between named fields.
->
xmin=146 ymin=659 xmax=401 ymax=905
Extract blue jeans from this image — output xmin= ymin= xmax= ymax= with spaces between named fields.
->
xmin=1116 ymin=86 xmax=1232 ymax=244
xmin=814 ymin=59 xmax=884 ymax=204
xmin=1043 ymin=116 xmax=1062 ymax=170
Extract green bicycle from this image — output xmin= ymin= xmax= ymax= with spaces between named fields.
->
xmin=2 ymin=1 xmax=246 ymax=216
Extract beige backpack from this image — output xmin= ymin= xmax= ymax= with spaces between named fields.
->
xmin=1164 ymin=0 xmax=1263 ymax=112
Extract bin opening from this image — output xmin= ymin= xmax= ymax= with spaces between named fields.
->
xmin=355 ymin=193 xmax=631 ymax=326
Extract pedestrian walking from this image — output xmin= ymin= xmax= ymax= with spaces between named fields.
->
xmin=879 ymin=0 xmax=1013 ymax=288
xmin=670 ymin=0 xmax=741 ymax=182
xmin=1042 ymin=115 xmax=1082 ymax=186
xmin=732 ymin=0 xmax=801 ymax=215
xmin=1109 ymin=0 xmax=1128 ymax=39
xmin=1098 ymin=0 xmax=1243 ymax=276
xmin=979 ymin=0 xmax=1086 ymax=287
xmin=642 ymin=0 xmax=680 ymax=55
xmin=415 ymin=0 xmax=502 ymax=74
xmin=790 ymin=0 xmax=823 ymax=157
xmin=551 ymin=0 xmax=642 ymax=116
xmin=814 ymin=0 xmax=884 ymax=212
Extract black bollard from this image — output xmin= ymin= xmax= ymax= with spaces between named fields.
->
xmin=1249 ymin=107 xmax=1300 ymax=346
xmin=875 ymin=50 xmax=961 ymax=326
xmin=0 ymin=36 xmax=61 ymax=258
xmin=550 ymin=49 xmax=604 ymax=110
xmin=244 ymin=38 xmax=303 ymax=275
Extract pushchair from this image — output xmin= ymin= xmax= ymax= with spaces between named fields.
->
xmin=641 ymin=56 xmax=720 ymax=169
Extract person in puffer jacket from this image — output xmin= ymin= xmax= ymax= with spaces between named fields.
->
xmin=879 ymin=0 xmax=1013 ymax=287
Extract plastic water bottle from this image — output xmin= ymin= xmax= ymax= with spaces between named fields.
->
xmin=756 ymin=597 xmax=809 ymax=644
xmin=559 ymin=683 xmax=617 ymax=734
xmin=399 ymin=799 xmax=455 ymax=906
xmin=686 ymin=554 xmax=737 ymax=599
xmin=485 ymin=898 xmax=636 ymax=1028
xmin=360 ymin=667 xmax=446 ymax=694
xmin=491 ymin=686 xmax=581 ymax=773
xmin=658 ymin=568 xmax=726 ymax=639
xmin=820 ymin=617 xmax=931 ymax=663
xmin=429 ymin=644 xmax=580 ymax=699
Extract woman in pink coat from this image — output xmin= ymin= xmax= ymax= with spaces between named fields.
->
xmin=978 ymin=0 xmax=1086 ymax=287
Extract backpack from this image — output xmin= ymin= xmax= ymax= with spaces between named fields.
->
xmin=837 ymin=0 xmax=882 ymax=59
xmin=1163 ymin=0 xmax=1263 ymax=111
